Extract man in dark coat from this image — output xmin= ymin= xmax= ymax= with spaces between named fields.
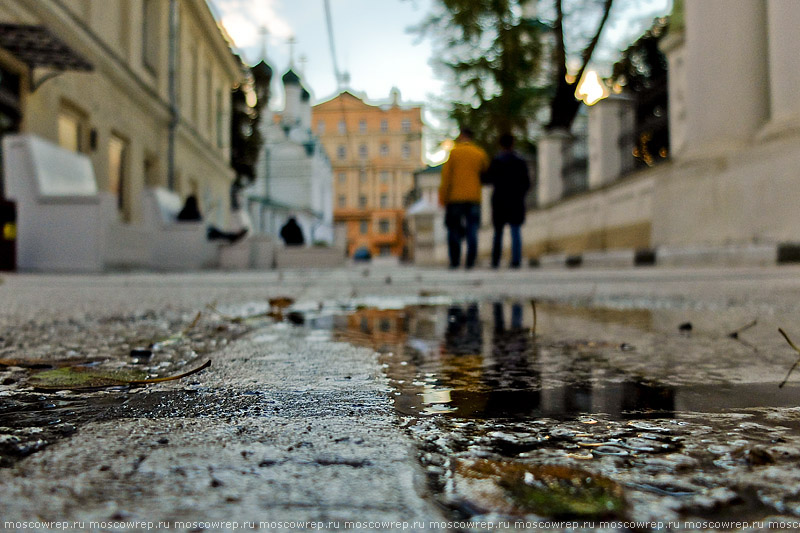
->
xmin=484 ymin=133 xmax=530 ymax=268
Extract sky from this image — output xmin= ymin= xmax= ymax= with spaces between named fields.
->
xmin=209 ymin=0 xmax=671 ymax=104
xmin=209 ymin=0 xmax=444 ymax=108
xmin=208 ymin=0 xmax=672 ymax=160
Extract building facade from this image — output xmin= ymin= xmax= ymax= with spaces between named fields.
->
xmin=312 ymin=89 xmax=423 ymax=259
xmin=245 ymin=67 xmax=335 ymax=245
xmin=0 ymin=0 xmax=242 ymax=235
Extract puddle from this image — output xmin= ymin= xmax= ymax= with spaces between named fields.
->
xmin=331 ymin=301 xmax=800 ymax=526
xmin=331 ymin=301 xmax=800 ymax=419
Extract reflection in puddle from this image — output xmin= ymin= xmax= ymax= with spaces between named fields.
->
xmin=332 ymin=302 xmax=799 ymax=419
xmin=332 ymin=301 xmax=800 ymax=525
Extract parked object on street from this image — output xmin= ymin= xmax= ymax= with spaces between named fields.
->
xmin=352 ymin=246 xmax=372 ymax=262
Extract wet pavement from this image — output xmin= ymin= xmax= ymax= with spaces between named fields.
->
xmin=4 ymin=266 xmax=800 ymax=531
xmin=332 ymin=300 xmax=800 ymax=529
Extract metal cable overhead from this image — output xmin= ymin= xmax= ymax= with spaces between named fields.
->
xmin=323 ymin=0 xmax=343 ymax=89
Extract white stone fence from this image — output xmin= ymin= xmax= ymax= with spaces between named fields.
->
xmin=537 ymin=95 xmax=638 ymax=207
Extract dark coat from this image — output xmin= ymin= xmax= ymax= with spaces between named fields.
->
xmin=484 ymin=150 xmax=530 ymax=226
xmin=280 ymin=218 xmax=305 ymax=246
xmin=177 ymin=195 xmax=202 ymax=221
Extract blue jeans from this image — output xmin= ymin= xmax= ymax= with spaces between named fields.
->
xmin=491 ymin=223 xmax=521 ymax=268
xmin=445 ymin=203 xmax=481 ymax=268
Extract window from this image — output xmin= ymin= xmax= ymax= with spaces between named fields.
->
xmin=317 ymin=120 xmax=325 ymax=134
xmin=337 ymin=145 xmax=346 ymax=159
xmin=380 ymin=194 xmax=388 ymax=208
xmin=401 ymin=143 xmax=411 ymax=160
xmin=379 ymin=245 xmax=392 ymax=256
xmin=359 ymin=220 xmax=369 ymax=234
xmin=338 ymin=119 xmax=346 ymax=133
xmin=380 ymin=171 xmax=390 ymax=183
xmin=380 ymin=119 xmax=388 ymax=133
xmin=142 ymin=0 xmax=160 ymax=73
xmin=378 ymin=218 xmax=390 ymax=233
xmin=359 ymin=195 xmax=367 ymax=208
xmin=359 ymin=169 xmax=367 ymax=183
xmin=359 ymin=119 xmax=367 ymax=133
xmin=108 ymin=133 xmax=129 ymax=220
xmin=401 ymin=118 xmax=411 ymax=132
xmin=358 ymin=144 xmax=368 ymax=159
xmin=338 ymin=195 xmax=346 ymax=208
xmin=380 ymin=143 xmax=389 ymax=157
xmin=338 ymin=172 xmax=347 ymax=183
xmin=57 ymin=104 xmax=85 ymax=152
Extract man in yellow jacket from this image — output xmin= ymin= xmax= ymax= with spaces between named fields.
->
xmin=439 ymin=128 xmax=490 ymax=269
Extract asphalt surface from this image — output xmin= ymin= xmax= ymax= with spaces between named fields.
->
xmin=3 ymin=265 xmax=800 ymax=532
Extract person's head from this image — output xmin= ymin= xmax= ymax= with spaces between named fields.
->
xmin=458 ymin=127 xmax=475 ymax=141
xmin=499 ymin=133 xmax=515 ymax=150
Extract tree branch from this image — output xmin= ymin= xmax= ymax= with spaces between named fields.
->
xmin=574 ymin=0 xmax=614 ymax=86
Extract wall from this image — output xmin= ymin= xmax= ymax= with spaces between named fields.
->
xmin=0 ymin=0 xmax=241 ymax=232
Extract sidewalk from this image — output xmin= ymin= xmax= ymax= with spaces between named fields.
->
xmin=3 ymin=265 xmax=800 ymax=531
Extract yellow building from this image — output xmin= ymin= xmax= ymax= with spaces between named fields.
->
xmin=312 ymin=89 xmax=423 ymax=259
xmin=0 ymin=0 xmax=242 ymax=231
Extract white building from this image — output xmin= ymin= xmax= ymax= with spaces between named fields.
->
xmin=246 ymin=67 xmax=334 ymax=245
xmin=0 ymin=0 xmax=244 ymax=271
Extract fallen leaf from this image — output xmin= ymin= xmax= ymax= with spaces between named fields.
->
xmin=454 ymin=459 xmax=625 ymax=518
xmin=27 ymin=360 xmax=211 ymax=390
xmin=269 ymin=297 xmax=294 ymax=310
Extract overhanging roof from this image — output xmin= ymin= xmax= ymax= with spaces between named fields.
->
xmin=0 ymin=24 xmax=93 ymax=71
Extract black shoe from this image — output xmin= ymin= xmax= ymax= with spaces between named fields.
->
xmin=229 ymin=228 xmax=248 ymax=244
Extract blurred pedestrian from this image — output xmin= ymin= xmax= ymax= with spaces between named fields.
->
xmin=178 ymin=194 xmax=247 ymax=243
xmin=484 ymin=133 xmax=530 ymax=269
xmin=438 ymin=127 xmax=489 ymax=269
xmin=280 ymin=216 xmax=305 ymax=246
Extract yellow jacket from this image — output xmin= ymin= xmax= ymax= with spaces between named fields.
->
xmin=439 ymin=141 xmax=490 ymax=204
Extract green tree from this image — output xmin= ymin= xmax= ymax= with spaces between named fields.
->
xmin=419 ymin=0 xmax=616 ymax=138
xmin=542 ymin=0 xmax=613 ymax=132
xmin=230 ymin=62 xmax=270 ymax=188
xmin=416 ymin=0 xmax=549 ymax=150
xmin=609 ymin=16 xmax=669 ymax=167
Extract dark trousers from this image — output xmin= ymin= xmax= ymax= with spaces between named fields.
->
xmin=445 ymin=202 xmax=481 ymax=268
xmin=491 ymin=223 xmax=522 ymax=268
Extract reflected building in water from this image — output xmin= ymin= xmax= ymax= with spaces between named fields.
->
xmin=334 ymin=301 xmax=675 ymax=420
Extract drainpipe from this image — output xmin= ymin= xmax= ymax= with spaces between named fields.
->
xmin=167 ymin=0 xmax=179 ymax=190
